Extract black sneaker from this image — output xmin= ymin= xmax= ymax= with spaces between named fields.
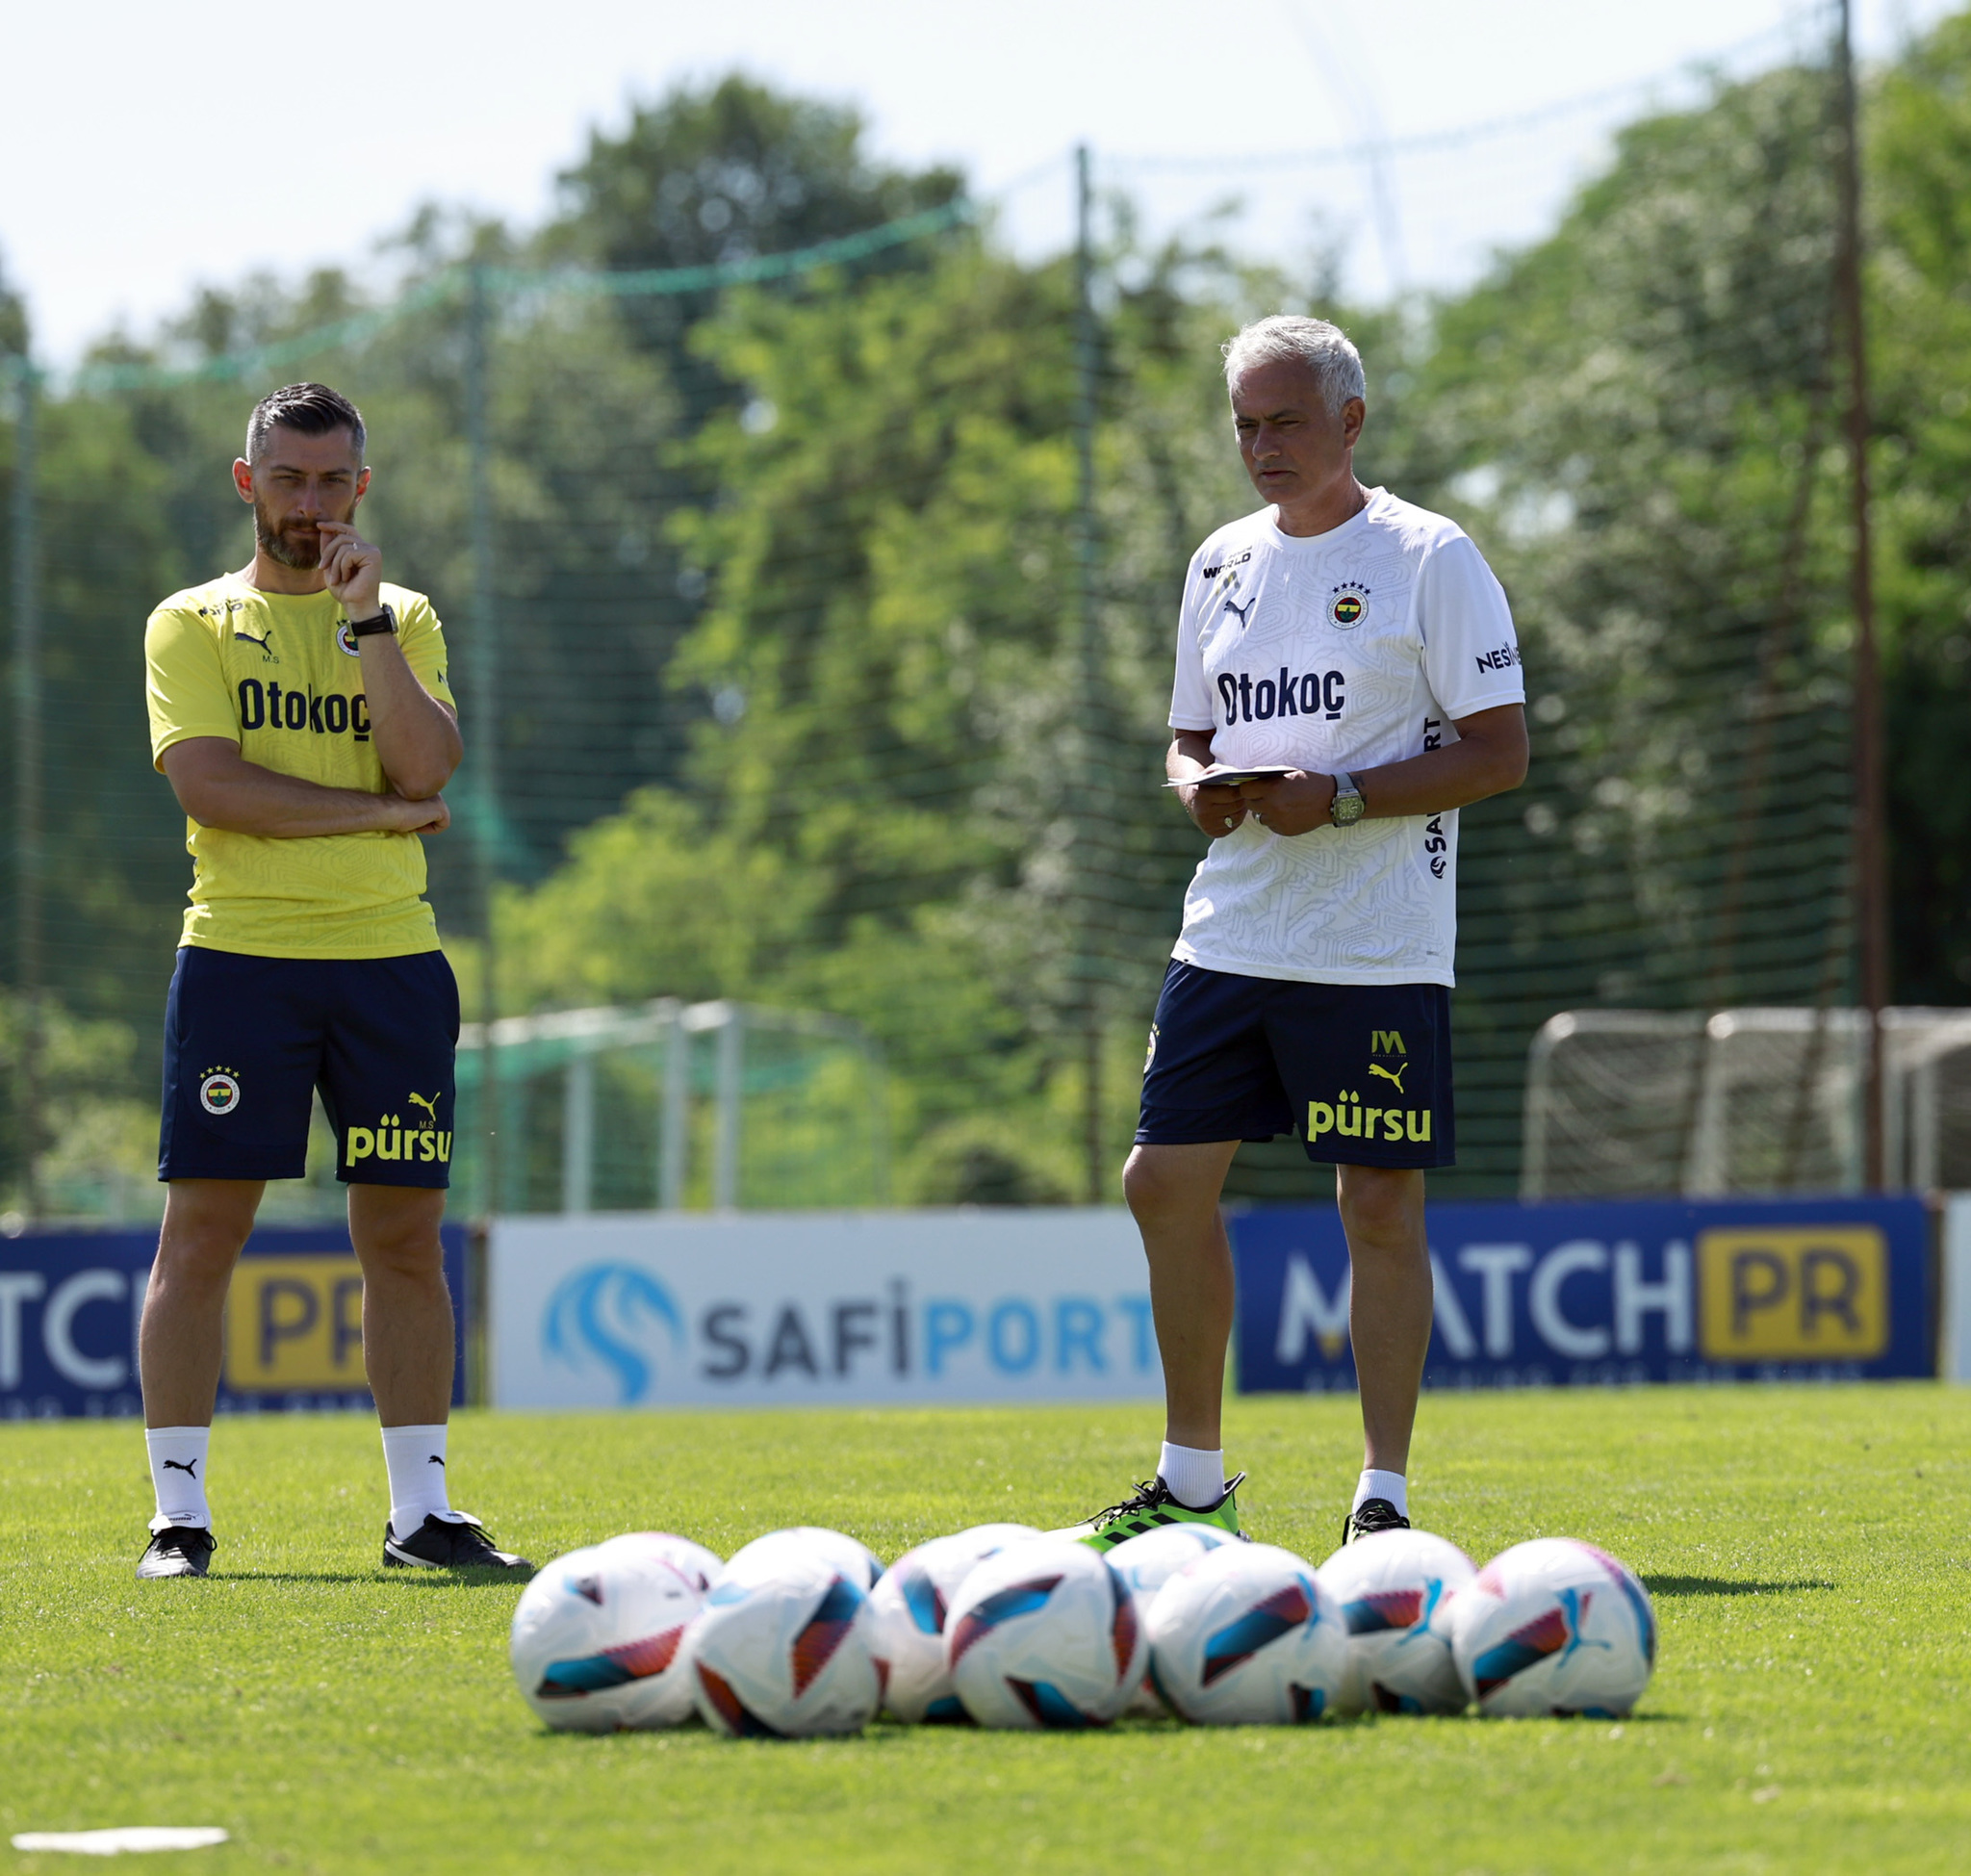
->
xmin=138 ymin=1526 xmax=216 ymax=1580
xmin=382 ymin=1513 xmax=533 ymax=1575
xmin=1067 ymin=1473 xmax=1248 ymax=1550
xmin=1342 ymin=1497 xmax=1412 ymax=1547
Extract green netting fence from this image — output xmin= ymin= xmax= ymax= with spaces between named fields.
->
xmin=3 ymin=10 xmax=1930 ymax=1221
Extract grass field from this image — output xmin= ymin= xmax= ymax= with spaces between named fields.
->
xmin=3 ymin=1385 xmax=1969 ymax=1873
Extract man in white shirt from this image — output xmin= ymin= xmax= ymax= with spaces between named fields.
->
xmin=1072 ymin=315 xmax=1528 ymax=1552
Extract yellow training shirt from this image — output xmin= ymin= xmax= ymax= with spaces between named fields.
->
xmin=143 ymin=573 xmax=457 ymax=959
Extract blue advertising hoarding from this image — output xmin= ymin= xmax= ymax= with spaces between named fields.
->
xmin=0 ymin=1223 xmax=468 ymax=1420
xmin=1230 ymin=1195 xmax=1933 ymax=1392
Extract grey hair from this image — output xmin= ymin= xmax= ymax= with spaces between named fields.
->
xmin=1221 ymin=315 xmax=1366 ymax=415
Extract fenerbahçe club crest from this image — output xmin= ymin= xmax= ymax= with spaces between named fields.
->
xmin=1328 ymin=581 xmax=1369 ymax=629
xmin=198 ymin=1068 xmax=241 ymax=1116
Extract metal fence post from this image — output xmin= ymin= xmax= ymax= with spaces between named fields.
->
xmin=714 ymin=1005 xmax=744 ymax=1211
xmin=9 ymin=361 xmax=41 ymax=1221
xmin=562 ymin=1052 xmax=594 ymax=1215
xmin=660 ymin=1002 xmax=689 ymax=1211
xmin=464 ymin=268 xmax=503 ymax=1221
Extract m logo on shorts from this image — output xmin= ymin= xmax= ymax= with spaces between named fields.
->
xmin=1370 ymin=1030 xmax=1406 ymax=1056
xmin=198 ymin=1069 xmax=241 ymax=1116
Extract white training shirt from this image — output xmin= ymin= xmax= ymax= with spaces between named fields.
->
xmin=1167 ymin=487 xmax=1524 ymax=987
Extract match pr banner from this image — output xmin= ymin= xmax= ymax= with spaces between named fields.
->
xmin=488 ymin=1210 xmax=1160 ymax=1408
xmin=0 ymin=1224 xmax=468 ymax=1419
xmin=1231 ymin=1195 xmax=1934 ymax=1392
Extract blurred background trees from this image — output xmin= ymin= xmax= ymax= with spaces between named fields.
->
xmin=9 ymin=14 xmax=1971 ymax=1214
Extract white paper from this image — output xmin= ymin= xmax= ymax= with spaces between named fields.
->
xmin=1162 ymin=763 xmax=1298 ymax=789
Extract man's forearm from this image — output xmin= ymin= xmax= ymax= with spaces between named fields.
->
xmin=357 ymin=635 xmax=461 ymax=800
xmin=178 ymin=758 xmax=412 ymax=838
xmin=1354 ymin=734 xmax=1526 ymax=820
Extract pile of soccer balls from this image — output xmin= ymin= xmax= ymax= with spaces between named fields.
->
xmin=507 ymin=1520 xmax=1655 ymax=1737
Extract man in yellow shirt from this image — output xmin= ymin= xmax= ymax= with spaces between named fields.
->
xmin=138 ymin=381 xmax=529 ymax=1580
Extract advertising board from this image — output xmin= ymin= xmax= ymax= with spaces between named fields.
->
xmin=488 ymin=1210 xmax=1159 ymax=1408
xmin=1230 ymin=1195 xmax=1934 ymax=1393
xmin=0 ymin=1224 xmax=468 ymax=1419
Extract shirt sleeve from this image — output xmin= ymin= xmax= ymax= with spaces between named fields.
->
xmin=144 ymin=603 xmax=237 ymax=770
xmin=393 ymin=592 xmax=457 ymax=711
xmin=1418 ymin=532 xmax=1525 ymax=719
xmin=1167 ymin=547 xmax=1217 ymax=732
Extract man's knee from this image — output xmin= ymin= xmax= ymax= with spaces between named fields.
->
xmin=154 ymin=1182 xmax=259 ymax=1293
xmin=1337 ymin=1167 xmax=1424 ymax=1249
xmin=1123 ymin=1143 xmax=1233 ymax=1228
xmin=350 ymin=1188 xmax=448 ymax=1286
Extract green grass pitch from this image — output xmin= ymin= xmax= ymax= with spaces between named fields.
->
xmin=3 ymin=1385 xmax=1969 ymax=1874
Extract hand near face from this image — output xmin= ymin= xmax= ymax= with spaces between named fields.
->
xmin=315 ymin=520 xmax=383 ymax=619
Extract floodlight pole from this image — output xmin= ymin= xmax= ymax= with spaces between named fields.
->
xmin=1834 ymin=0 xmax=1889 ymax=1188
xmin=10 ymin=361 xmax=42 ymax=1220
xmin=465 ymin=270 xmax=504 ymax=1219
xmin=1073 ymin=143 xmax=1104 ymax=1205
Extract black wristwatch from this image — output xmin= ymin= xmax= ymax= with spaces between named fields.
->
xmin=347 ymin=604 xmax=397 ymax=638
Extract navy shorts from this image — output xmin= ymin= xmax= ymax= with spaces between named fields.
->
xmin=1137 ymin=961 xmax=1454 ymax=1168
xmin=159 ymin=947 xmax=459 ymax=1187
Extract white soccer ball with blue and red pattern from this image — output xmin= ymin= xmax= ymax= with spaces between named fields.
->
xmin=508 ymin=1543 xmax=706 ymax=1732
xmin=596 ymin=1529 xmax=725 ymax=1597
xmin=1145 ymin=1541 xmax=1348 ymax=1725
xmin=1109 ymin=1523 xmax=1241 ymax=1715
xmin=724 ymin=1525 xmax=884 ymax=1590
xmin=865 ymin=1524 xmax=1039 ymax=1723
xmin=691 ymin=1547 xmax=882 ymax=1738
xmin=944 ymin=1535 xmax=1145 ymax=1729
xmin=1447 ymin=1537 xmax=1657 ymax=1718
xmin=1317 ymin=1527 xmax=1475 ymax=1715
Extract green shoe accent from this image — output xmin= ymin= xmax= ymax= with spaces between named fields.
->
xmin=1067 ymin=1472 xmax=1247 ymax=1551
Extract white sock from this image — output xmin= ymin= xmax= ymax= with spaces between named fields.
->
xmin=145 ymin=1426 xmax=212 ymax=1533
xmin=381 ymin=1424 xmax=459 ymax=1537
xmin=1354 ymin=1468 xmax=1408 ymax=1518
xmin=1159 ymin=1442 xmax=1226 ymax=1510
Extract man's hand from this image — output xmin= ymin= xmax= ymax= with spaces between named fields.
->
xmin=1237 ymin=769 xmax=1336 ymax=836
xmin=1184 ymin=779 xmax=1248 ymax=838
xmin=316 ymin=520 xmax=384 ymax=620
xmin=386 ymin=792 xmax=449 ymax=835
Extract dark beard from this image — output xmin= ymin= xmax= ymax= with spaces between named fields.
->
xmin=254 ymin=498 xmax=322 ymax=571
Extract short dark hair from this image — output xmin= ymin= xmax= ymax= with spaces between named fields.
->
xmin=244 ymin=382 xmax=366 ymax=464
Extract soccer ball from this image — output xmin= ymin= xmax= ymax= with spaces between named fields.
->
xmin=1448 ymin=1538 xmax=1657 ymax=1718
xmin=1146 ymin=1542 xmax=1348 ymax=1725
xmin=724 ymin=1525 xmax=884 ymax=1590
xmin=596 ymin=1529 xmax=724 ymax=1597
xmin=865 ymin=1524 xmax=1039 ymax=1723
xmin=508 ymin=1543 xmax=706 ymax=1732
xmin=944 ymin=1535 xmax=1145 ymax=1729
xmin=1317 ymin=1528 xmax=1475 ymax=1715
xmin=691 ymin=1547 xmax=883 ymax=1738
xmin=1108 ymin=1524 xmax=1242 ymax=1715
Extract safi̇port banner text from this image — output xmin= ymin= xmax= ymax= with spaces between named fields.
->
xmin=488 ymin=1211 xmax=1161 ymax=1408
xmin=1231 ymin=1195 xmax=1933 ymax=1392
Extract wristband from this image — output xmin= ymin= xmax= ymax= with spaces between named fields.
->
xmin=347 ymin=604 xmax=397 ymax=638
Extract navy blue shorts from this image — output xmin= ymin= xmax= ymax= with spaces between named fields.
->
xmin=159 ymin=947 xmax=459 ymax=1187
xmin=1137 ymin=961 xmax=1454 ymax=1168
